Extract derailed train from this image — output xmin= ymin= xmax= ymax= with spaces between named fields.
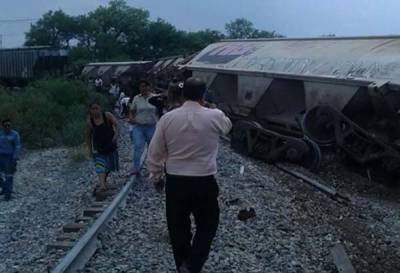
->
xmin=0 ymin=46 xmax=68 ymax=85
xmin=184 ymin=36 xmax=400 ymax=183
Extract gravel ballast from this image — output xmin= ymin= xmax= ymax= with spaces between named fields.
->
xmin=1 ymin=121 xmax=399 ymax=273
xmin=84 ymin=141 xmax=400 ymax=273
xmin=0 ymin=148 xmax=96 ymax=273
xmin=0 ymin=122 xmax=132 ymax=273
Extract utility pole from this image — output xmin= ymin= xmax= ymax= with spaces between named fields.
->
xmin=0 ymin=34 xmax=2 ymax=48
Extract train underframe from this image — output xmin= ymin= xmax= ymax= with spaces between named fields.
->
xmin=230 ymin=105 xmax=400 ymax=184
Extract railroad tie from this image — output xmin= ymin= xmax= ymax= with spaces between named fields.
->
xmin=56 ymin=233 xmax=77 ymax=242
xmin=75 ymin=216 xmax=93 ymax=224
xmin=92 ymin=201 xmax=108 ymax=208
xmin=83 ymin=207 xmax=105 ymax=217
xmin=63 ymin=223 xmax=86 ymax=233
xmin=46 ymin=241 xmax=74 ymax=252
xmin=95 ymin=190 xmax=117 ymax=201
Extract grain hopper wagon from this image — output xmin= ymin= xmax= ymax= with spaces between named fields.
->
xmin=185 ymin=36 xmax=400 ymax=182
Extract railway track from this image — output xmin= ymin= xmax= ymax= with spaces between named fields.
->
xmin=49 ymin=175 xmax=136 ymax=273
xmin=46 ymin=135 xmax=347 ymax=273
xmin=45 ymin=121 xmax=141 ymax=273
xmin=44 ymin=133 xmax=392 ymax=273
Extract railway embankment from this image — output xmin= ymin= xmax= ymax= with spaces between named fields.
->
xmin=1 ymin=121 xmax=399 ymax=273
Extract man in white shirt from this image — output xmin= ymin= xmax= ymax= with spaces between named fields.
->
xmin=147 ymin=77 xmax=232 ymax=273
xmin=94 ymin=76 xmax=103 ymax=93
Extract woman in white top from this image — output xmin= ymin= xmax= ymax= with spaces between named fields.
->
xmin=128 ymin=79 xmax=158 ymax=175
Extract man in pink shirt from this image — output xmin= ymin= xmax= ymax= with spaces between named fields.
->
xmin=147 ymin=77 xmax=232 ymax=273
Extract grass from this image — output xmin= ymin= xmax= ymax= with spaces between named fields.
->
xmin=70 ymin=144 xmax=90 ymax=162
xmin=0 ymin=78 xmax=110 ymax=148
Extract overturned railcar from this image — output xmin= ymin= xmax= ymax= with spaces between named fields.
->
xmin=81 ymin=61 xmax=153 ymax=85
xmin=81 ymin=61 xmax=153 ymax=97
xmin=148 ymin=55 xmax=194 ymax=92
xmin=185 ymin=36 xmax=400 ymax=182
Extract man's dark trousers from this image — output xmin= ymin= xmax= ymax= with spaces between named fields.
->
xmin=166 ymin=174 xmax=220 ymax=273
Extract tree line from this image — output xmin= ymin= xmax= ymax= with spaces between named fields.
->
xmin=24 ymin=0 xmax=282 ymax=63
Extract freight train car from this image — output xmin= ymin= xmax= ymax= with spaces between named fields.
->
xmin=81 ymin=61 xmax=153 ymax=85
xmin=81 ymin=61 xmax=153 ymax=97
xmin=185 ymin=36 xmax=400 ymax=183
xmin=0 ymin=46 xmax=68 ymax=85
xmin=147 ymin=55 xmax=194 ymax=92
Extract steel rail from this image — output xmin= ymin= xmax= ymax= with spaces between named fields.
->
xmin=274 ymin=163 xmax=351 ymax=204
xmin=220 ymin=135 xmax=351 ymax=204
xmin=51 ymin=175 xmax=136 ymax=273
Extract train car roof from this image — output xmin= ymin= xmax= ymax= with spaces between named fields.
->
xmin=82 ymin=61 xmax=153 ymax=77
xmin=0 ymin=46 xmax=52 ymax=51
xmin=221 ymin=35 xmax=400 ymax=42
xmin=186 ymin=35 xmax=400 ymax=83
xmin=0 ymin=46 xmax=68 ymax=56
xmin=86 ymin=61 xmax=152 ymax=66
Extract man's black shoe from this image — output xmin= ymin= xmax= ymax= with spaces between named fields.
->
xmin=0 ymin=191 xmax=4 ymax=195
xmin=4 ymin=194 xmax=11 ymax=201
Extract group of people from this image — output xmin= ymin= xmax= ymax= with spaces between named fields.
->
xmin=86 ymin=77 xmax=232 ymax=273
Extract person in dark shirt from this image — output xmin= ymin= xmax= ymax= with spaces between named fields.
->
xmin=0 ymin=119 xmax=21 ymax=201
xmin=86 ymin=101 xmax=119 ymax=195
xmin=167 ymin=82 xmax=184 ymax=111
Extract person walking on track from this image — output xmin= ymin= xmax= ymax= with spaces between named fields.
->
xmin=0 ymin=119 xmax=21 ymax=201
xmin=146 ymin=77 xmax=232 ymax=273
xmin=129 ymin=79 xmax=158 ymax=176
xmin=86 ymin=101 xmax=119 ymax=195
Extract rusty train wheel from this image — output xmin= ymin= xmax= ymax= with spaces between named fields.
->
xmin=302 ymin=106 xmax=337 ymax=146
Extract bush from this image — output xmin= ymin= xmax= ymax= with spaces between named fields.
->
xmin=63 ymin=104 xmax=87 ymax=146
xmin=0 ymin=79 xmax=109 ymax=148
xmin=26 ymin=79 xmax=89 ymax=108
xmin=70 ymin=144 xmax=89 ymax=162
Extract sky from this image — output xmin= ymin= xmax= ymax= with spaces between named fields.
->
xmin=1 ymin=0 xmax=400 ymax=48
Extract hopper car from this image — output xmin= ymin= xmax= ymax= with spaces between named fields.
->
xmin=185 ymin=36 xmax=400 ymax=183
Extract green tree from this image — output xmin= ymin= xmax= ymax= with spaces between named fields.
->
xmin=26 ymin=1 xmax=260 ymax=63
xmin=225 ymin=18 xmax=283 ymax=39
xmin=252 ymin=30 xmax=283 ymax=38
xmin=142 ymin=18 xmax=184 ymax=59
xmin=83 ymin=0 xmax=150 ymax=60
xmin=25 ymin=10 xmax=78 ymax=47
xmin=225 ymin=18 xmax=255 ymax=39
xmin=183 ymin=29 xmax=225 ymax=53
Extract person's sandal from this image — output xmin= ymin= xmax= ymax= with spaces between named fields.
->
xmin=95 ymin=187 xmax=107 ymax=201
xmin=92 ymin=186 xmax=99 ymax=197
